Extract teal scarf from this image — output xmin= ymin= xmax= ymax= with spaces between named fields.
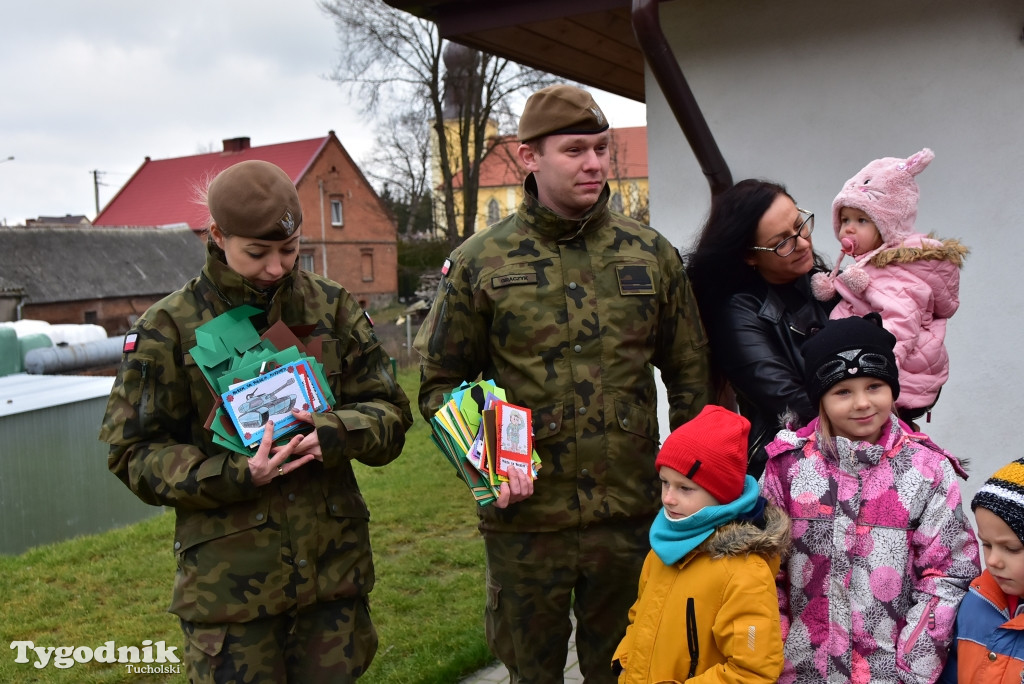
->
xmin=649 ymin=475 xmax=760 ymax=566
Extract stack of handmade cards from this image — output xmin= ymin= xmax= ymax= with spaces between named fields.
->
xmin=189 ymin=305 xmax=334 ymax=455
xmin=429 ymin=379 xmax=541 ymax=506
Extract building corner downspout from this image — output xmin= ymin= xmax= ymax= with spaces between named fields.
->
xmin=318 ymin=179 xmax=329 ymax=278
xmin=631 ymin=0 xmax=732 ymax=196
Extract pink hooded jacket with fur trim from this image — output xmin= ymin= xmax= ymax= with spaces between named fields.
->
xmin=811 ymin=149 xmax=968 ymax=411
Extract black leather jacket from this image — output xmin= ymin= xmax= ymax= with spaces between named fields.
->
xmin=707 ymin=273 xmax=835 ymax=477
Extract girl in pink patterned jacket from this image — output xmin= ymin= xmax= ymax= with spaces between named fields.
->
xmin=761 ymin=314 xmax=980 ymax=684
xmin=810 ymin=149 xmax=968 ymax=428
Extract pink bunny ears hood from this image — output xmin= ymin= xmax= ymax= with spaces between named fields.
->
xmin=831 ymin=148 xmax=934 ymax=245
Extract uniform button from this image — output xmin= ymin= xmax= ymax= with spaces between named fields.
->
xmin=579 ymin=407 xmax=587 ymax=415
xmin=581 ymin=469 xmax=590 ymax=477
xmin=622 ymin=418 xmax=630 ymax=427
xmin=174 ymin=541 xmax=181 ymax=550
xmin=574 ymin=344 xmax=582 ymax=353
xmin=332 ymin=504 xmax=338 ymax=512
xmin=255 ymin=513 xmax=264 ymax=521
xmin=288 ymin=493 xmax=296 ymax=502
xmin=549 ymin=422 xmax=557 ymax=431
xmin=568 ymin=282 xmax=577 ymax=290
xmin=988 ymin=652 xmax=998 ymax=661
xmin=298 ymin=559 xmax=308 ymax=568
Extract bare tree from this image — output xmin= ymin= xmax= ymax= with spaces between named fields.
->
xmin=362 ymin=107 xmax=434 ymax=236
xmin=318 ymin=0 xmax=555 ymax=246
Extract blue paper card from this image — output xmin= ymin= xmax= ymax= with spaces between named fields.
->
xmin=221 ymin=359 xmax=327 ymax=448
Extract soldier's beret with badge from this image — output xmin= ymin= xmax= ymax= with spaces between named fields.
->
xmin=518 ymin=84 xmax=609 ymax=142
xmin=207 ymin=160 xmax=302 ymax=241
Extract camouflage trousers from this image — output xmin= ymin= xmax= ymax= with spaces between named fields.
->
xmin=180 ymin=596 xmax=376 ymax=683
xmin=483 ymin=519 xmax=652 ymax=684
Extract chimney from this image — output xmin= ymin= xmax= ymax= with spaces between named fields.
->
xmin=222 ymin=137 xmax=251 ymax=152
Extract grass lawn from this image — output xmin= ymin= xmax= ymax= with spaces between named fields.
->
xmin=0 ymin=368 xmax=495 ymax=683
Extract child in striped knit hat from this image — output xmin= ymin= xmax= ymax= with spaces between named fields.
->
xmin=941 ymin=459 xmax=1024 ymax=683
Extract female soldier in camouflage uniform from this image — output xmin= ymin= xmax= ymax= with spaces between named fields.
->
xmin=99 ymin=160 xmax=412 ymax=682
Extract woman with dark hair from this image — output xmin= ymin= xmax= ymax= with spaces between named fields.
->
xmin=687 ymin=179 xmax=836 ymax=476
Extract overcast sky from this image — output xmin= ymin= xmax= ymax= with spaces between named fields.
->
xmin=1 ymin=1 xmax=646 ymax=227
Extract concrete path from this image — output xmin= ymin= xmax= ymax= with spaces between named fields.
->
xmin=457 ymin=618 xmax=583 ymax=684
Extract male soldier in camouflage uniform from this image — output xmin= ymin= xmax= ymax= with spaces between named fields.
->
xmin=99 ymin=160 xmax=413 ymax=683
xmin=414 ymin=85 xmax=712 ymax=682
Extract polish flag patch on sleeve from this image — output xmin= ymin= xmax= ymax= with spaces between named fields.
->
xmin=123 ymin=333 xmax=139 ymax=353
xmin=441 ymin=258 xmax=451 ymax=276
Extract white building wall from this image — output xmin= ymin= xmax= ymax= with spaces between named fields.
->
xmin=647 ymin=0 xmax=1024 ymax=510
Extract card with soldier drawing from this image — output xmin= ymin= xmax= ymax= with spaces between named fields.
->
xmin=492 ymin=400 xmax=533 ymax=479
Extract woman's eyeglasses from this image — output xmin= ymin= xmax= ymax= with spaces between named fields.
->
xmin=749 ymin=209 xmax=814 ymax=257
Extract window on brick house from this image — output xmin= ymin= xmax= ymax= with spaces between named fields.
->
xmin=84 ymin=311 xmax=97 ymax=324
xmin=487 ymin=198 xmax=500 ymax=224
xmin=361 ymin=250 xmax=374 ymax=282
xmin=611 ymin=192 xmax=623 ymax=212
xmin=331 ymin=198 xmax=344 ymax=227
xmin=299 ymin=253 xmax=315 ymax=272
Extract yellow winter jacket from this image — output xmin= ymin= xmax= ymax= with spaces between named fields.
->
xmin=613 ymin=504 xmax=789 ymax=683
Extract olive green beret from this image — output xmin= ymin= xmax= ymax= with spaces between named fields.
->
xmin=518 ymin=85 xmax=609 ymax=142
xmin=207 ymin=160 xmax=302 ymax=240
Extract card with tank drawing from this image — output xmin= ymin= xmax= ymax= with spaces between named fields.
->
xmin=221 ymin=360 xmax=327 ymax=448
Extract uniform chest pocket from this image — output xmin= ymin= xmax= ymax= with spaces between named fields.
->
xmin=323 ymin=488 xmax=369 ymax=520
xmin=171 ymin=497 xmax=279 ymax=620
xmin=174 ymin=496 xmax=273 ymax=553
xmin=596 ymin=257 xmax=662 ymax=345
xmin=614 ymin=399 xmax=658 ymax=442
xmin=531 ymin=401 xmax=564 ymax=443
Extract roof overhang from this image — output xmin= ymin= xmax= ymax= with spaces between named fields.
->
xmin=383 ymin=0 xmax=645 ymax=102
xmin=384 ymin=0 xmax=733 ymax=194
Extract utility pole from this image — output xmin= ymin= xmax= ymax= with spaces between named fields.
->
xmin=91 ymin=170 xmax=104 ymax=215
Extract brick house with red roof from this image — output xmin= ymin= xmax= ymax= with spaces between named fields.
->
xmin=456 ymin=126 xmax=649 ymax=233
xmin=94 ymin=132 xmax=398 ymax=310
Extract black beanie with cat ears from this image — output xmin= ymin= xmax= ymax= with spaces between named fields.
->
xmin=802 ymin=313 xmax=900 ymax=406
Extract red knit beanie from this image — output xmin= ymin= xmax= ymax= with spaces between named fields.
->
xmin=655 ymin=405 xmax=750 ymax=505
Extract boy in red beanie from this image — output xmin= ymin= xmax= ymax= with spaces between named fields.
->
xmin=612 ymin=405 xmax=789 ymax=682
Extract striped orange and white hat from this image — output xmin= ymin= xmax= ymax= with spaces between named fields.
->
xmin=973 ymin=458 xmax=1024 ymax=544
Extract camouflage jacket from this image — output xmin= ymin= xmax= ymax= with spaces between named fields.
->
xmin=414 ymin=176 xmax=711 ymax=532
xmin=99 ymin=241 xmax=412 ymax=623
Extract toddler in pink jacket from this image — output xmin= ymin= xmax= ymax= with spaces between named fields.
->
xmin=811 ymin=148 xmax=968 ymax=426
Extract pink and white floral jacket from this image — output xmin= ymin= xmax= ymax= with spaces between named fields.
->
xmin=761 ymin=416 xmax=980 ymax=684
